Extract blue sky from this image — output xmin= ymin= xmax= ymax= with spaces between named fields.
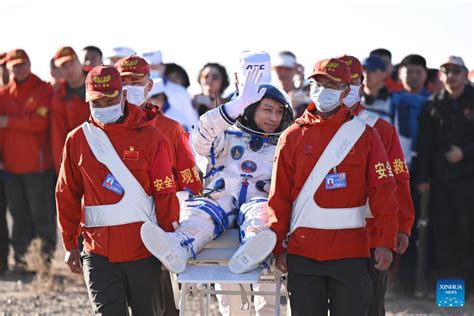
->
xmin=1 ymin=0 xmax=472 ymax=93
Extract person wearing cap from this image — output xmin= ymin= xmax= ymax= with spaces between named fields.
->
xmin=115 ymin=55 xmax=202 ymax=196
xmin=370 ymin=48 xmax=404 ymax=93
xmin=142 ymin=50 xmax=198 ymax=131
xmin=270 ymin=57 xmax=398 ymax=316
xmin=272 ymin=51 xmax=299 ymax=93
xmin=116 ymin=55 xmax=199 ymax=316
xmin=340 ymin=55 xmax=414 ymax=316
xmin=416 ymin=56 xmax=474 ymax=290
xmin=0 ymin=49 xmax=56 ymax=271
xmin=56 ymin=65 xmax=179 ymax=315
xmin=51 ymin=46 xmax=90 ymax=174
xmin=105 ymin=46 xmax=136 ymax=64
xmin=0 ymin=53 xmax=9 ymax=87
xmin=272 ymin=51 xmax=309 ymax=118
xmin=49 ymin=57 xmax=65 ymax=92
xmin=360 ymin=55 xmax=395 ymax=123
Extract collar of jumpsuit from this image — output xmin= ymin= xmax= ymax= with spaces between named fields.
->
xmin=298 ymin=103 xmax=352 ymax=126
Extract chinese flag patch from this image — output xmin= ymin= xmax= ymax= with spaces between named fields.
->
xmin=123 ymin=146 xmax=139 ymax=160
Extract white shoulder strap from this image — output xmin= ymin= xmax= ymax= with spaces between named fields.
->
xmin=290 ymin=116 xmax=367 ymax=231
xmin=81 ymin=122 xmax=157 ymax=227
xmin=357 ymin=109 xmax=379 ymax=127
xmin=81 ymin=122 xmax=147 ymax=197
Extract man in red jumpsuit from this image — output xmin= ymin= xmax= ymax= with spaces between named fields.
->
xmin=269 ymin=58 xmax=399 ymax=316
xmin=51 ymin=46 xmax=90 ymax=173
xmin=56 ymin=65 xmax=179 ymax=315
xmin=339 ymin=54 xmax=415 ymax=316
xmin=115 ymin=54 xmax=202 ymax=316
xmin=115 ymin=55 xmax=202 ymax=194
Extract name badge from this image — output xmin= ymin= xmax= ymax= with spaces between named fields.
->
xmin=325 ymin=172 xmax=347 ymax=190
xmin=102 ymin=173 xmax=124 ymax=195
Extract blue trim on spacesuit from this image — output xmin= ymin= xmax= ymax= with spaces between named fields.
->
xmin=192 ymin=198 xmax=229 ymax=237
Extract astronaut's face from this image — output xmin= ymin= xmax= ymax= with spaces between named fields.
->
xmin=253 ymin=98 xmax=284 ymax=133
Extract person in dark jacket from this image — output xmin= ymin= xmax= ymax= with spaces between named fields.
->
xmin=417 ymin=56 xmax=474 ymax=290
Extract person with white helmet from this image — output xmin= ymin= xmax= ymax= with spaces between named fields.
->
xmin=142 ymin=50 xmax=198 ymax=132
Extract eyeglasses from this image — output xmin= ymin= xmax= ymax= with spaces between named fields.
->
xmin=309 ymin=79 xmax=348 ymax=91
xmin=440 ymin=66 xmax=463 ymax=74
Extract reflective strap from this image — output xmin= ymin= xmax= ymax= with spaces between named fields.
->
xmin=238 ymin=179 xmax=249 ymax=207
xmin=291 ymin=117 xmax=367 ymax=232
xmin=194 ymin=200 xmax=229 ymax=237
xmin=203 ymin=165 xmax=224 ymax=180
xmin=178 ymin=232 xmax=196 ymax=260
xmin=358 ymin=109 xmax=379 ymax=127
xmin=202 ymin=144 xmax=225 ymax=179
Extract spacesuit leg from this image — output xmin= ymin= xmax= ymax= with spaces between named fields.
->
xmin=229 ymin=198 xmax=277 ymax=274
xmin=140 ymin=194 xmax=236 ymax=273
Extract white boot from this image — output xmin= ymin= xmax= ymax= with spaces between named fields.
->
xmin=141 ymin=222 xmax=194 ymax=273
xmin=229 ymin=230 xmax=277 ymax=274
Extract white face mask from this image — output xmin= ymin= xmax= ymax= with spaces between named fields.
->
xmin=90 ymin=97 xmax=124 ymax=124
xmin=150 ymin=70 xmax=161 ymax=80
xmin=310 ymin=85 xmax=343 ymax=112
xmin=124 ymin=85 xmax=147 ymax=106
xmin=343 ymin=85 xmax=361 ymax=107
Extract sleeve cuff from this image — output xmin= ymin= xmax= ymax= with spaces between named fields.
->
xmin=374 ymin=240 xmax=396 ymax=251
xmin=219 ymin=105 xmax=237 ymax=125
xmin=398 ymin=227 xmax=412 ymax=237
xmin=273 ymin=244 xmax=287 ymax=256
xmin=63 ymin=235 xmax=79 ymax=251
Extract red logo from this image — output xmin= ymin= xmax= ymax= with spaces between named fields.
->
xmin=123 ymin=146 xmax=139 ymax=160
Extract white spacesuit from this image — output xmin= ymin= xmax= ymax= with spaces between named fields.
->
xmin=142 ymin=65 xmax=292 ymax=262
xmin=141 ymin=66 xmax=292 ymax=315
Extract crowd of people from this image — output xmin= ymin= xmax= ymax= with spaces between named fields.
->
xmin=0 ymin=45 xmax=473 ymax=315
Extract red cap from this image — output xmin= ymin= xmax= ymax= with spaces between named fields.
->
xmin=54 ymin=46 xmax=78 ymax=67
xmin=308 ymin=58 xmax=351 ymax=84
xmin=115 ymin=55 xmax=150 ymax=78
xmin=337 ymin=55 xmax=363 ymax=80
xmin=5 ymin=49 xmax=30 ymax=67
xmin=85 ymin=65 xmax=123 ymax=102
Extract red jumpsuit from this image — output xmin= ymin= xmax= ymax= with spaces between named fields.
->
xmin=269 ymin=104 xmax=399 ymax=260
xmin=56 ymin=102 xmax=180 ymax=262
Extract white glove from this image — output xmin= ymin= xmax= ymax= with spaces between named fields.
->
xmin=224 ymin=67 xmax=267 ymax=119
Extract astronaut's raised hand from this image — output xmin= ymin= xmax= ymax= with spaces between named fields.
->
xmin=224 ymin=67 xmax=267 ymax=119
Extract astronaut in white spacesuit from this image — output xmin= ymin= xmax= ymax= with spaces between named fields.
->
xmin=141 ymin=65 xmax=293 ymax=277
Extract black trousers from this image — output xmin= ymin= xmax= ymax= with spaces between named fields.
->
xmin=430 ymin=179 xmax=474 ymax=286
xmin=5 ymin=170 xmax=56 ymax=263
xmin=0 ymin=178 xmax=8 ymax=271
xmin=397 ymin=168 xmax=419 ymax=286
xmin=82 ymin=252 xmax=165 ymax=316
xmin=160 ymin=271 xmax=179 ymax=316
xmin=287 ymin=254 xmax=372 ymax=316
xmin=368 ymin=249 xmax=388 ymax=316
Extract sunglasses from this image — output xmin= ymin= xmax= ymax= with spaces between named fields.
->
xmin=440 ymin=66 xmax=463 ymax=74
